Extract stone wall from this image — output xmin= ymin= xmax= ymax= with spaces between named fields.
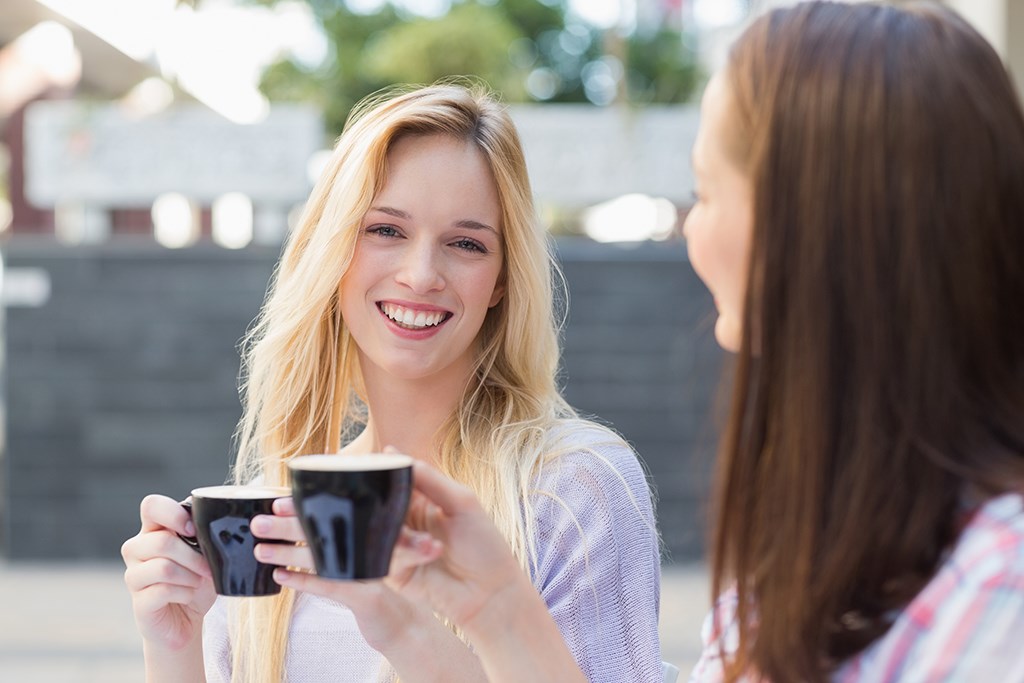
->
xmin=1 ymin=238 xmax=723 ymax=562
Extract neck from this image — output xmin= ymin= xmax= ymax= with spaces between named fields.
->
xmin=347 ymin=354 xmax=473 ymax=463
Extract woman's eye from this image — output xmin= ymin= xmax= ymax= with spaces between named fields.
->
xmin=367 ymin=225 xmax=401 ymax=238
xmin=452 ymin=238 xmax=487 ymax=253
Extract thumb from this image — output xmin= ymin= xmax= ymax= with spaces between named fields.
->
xmin=410 ymin=460 xmax=480 ymax=516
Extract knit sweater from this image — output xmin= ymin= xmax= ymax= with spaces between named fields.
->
xmin=203 ymin=424 xmax=664 ymax=682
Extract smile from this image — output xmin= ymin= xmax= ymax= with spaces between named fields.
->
xmin=378 ymin=302 xmax=453 ymax=330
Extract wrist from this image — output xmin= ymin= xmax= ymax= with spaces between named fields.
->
xmin=379 ymin=608 xmax=486 ymax=683
xmin=143 ymin=635 xmax=206 ymax=683
xmin=142 ymin=628 xmax=203 ymax=655
xmin=461 ymin=573 xmax=539 ymax=643
xmin=460 ymin=575 xmax=586 ymax=683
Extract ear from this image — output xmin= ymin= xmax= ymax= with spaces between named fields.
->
xmin=488 ymin=281 xmax=506 ymax=308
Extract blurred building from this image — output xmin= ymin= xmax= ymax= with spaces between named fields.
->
xmin=11 ymin=0 xmax=1016 ymax=563
xmin=0 ymin=0 xmax=157 ymax=236
xmin=0 ymin=1 xmax=718 ymax=563
xmin=0 ymin=0 xmax=321 ymax=247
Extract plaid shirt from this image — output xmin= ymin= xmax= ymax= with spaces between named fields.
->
xmin=690 ymin=493 xmax=1024 ymax=682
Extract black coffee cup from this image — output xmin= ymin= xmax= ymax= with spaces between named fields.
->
xmin=180 ymin=485 xmax=290 ymax=596
xmin=288 ymin=453 xmax=414 ymax=580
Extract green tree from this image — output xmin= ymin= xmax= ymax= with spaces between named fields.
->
xmin=360 ymin=4 xmax=526 ymax=99
xmin=625 ymin=28 xmax=700 ymax=105
xmin=253 ymin=0 xmax=700 ymax=136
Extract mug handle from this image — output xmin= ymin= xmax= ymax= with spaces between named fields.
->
xmin=178 ymin=499 xmax=202 ymax=554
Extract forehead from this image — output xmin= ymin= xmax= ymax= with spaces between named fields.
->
xmin=376 ymin=133 xmax=503 ymax=228
xmin=385 ymin=133 xmax=487 ymax=175
xmin=693 ymin=73 xmax=740 ymax=170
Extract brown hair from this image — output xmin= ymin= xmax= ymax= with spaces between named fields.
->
xmin=710 ymin=2 xmax=1024 ymax=680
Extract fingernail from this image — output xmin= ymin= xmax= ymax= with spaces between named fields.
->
xmin=254 ymin=544 xmax=270 ymax=560
xmin=250 ymin=517 xmax=268 ymax=534
xmin=273 ymin=568 xmax=288 ymax=584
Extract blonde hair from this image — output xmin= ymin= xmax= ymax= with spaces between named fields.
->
xmin=226 ymin=81 xmax=619 ymax=682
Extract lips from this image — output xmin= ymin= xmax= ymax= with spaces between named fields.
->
xmin=377 ymin=302 xmax=453 ymax=331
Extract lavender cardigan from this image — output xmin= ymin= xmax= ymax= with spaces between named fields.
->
xmin=203 ymin=423 xmax=663 ymax=682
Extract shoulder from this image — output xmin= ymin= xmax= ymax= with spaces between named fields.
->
xmin=900 ymin=493 xmax=1024 ymax=629
xmin=947 ymin=492 xmax=1024 ymax=589
xmin=532 ymin=419 xmax=651 ymax=499
xmin=850 ymin=495 xmax=1024 ymax=681
xmin=527 ymin=419 xmax=657 ymax=552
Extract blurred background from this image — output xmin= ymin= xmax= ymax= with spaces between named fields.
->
xmin=0 ymin=0 xmax=1020 ymax=680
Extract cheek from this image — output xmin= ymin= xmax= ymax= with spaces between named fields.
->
xmin=683 ymin=210 xmax=715 ymax=284
xmin=455 ymin=260 xmax=504 ymax=308
xmin=338 ymin=258 xmax=376 ymax=319
xmin=718 ymin=206 xmax=753 ymax=303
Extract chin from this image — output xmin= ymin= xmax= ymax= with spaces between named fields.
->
xmin=714 ymin=319 xmax=742 ymax=354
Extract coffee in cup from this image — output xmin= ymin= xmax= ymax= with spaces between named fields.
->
xmin=181 ymin=485 xmax=290 ymax=596
xmin=288 ymin=453 xmax=413 ymax=580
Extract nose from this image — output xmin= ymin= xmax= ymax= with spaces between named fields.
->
xmin=395 ymin=243 xmax=445 ymax=294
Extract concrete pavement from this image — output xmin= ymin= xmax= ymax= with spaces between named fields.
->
xmin=0 ymin=561 xmax=708 ymax=682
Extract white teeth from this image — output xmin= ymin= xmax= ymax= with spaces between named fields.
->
xmin=380 ymin=303 xmax=447 ymax=329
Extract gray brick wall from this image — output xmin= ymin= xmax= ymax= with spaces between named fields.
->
xmin=556 ymin=240 xmax=723 ymax=561
xmin=1 ymin=238 xmax=723 ymax=562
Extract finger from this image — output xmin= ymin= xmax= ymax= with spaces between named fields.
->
xmin=271 ymin=496 xmax=296 ymax=516
xmin=123 ymin=530 xmax=212 ymax=578
xmin=272 ymin=568 xmax=384 ymax=603
xmin=396 ymin=526 xmax=443 ymax=555
xmin=125 ymin=557 xmax=210 ymax=593
xmin=271 ymin=567 xmax=346 ymax=598
xmin=254 ymin=542 xmax=315 ymax=571
xmin=391 ymin=529 xmax=443 ymax=569
xmin=139 ymin=494 xmax=195 ymax=536
xmin=404 ymin=492 xmax=431 ymax=529
xmin=409 ymin=461 xmax=480 ymax=515
xmin=132 ymin=583 xmax=202 ymax=614
xmin=250 ymin=513 xmax=305 ymax=543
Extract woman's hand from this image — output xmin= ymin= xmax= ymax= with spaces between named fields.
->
xmin=384 ymin=461 xmax=587 ymax=683
xmin=252 ymin=498 xmax=435 ymax=652
xmin=121 ymin=494 xmax=216 ymax=651
xmin=259 ymin=496 xmax=487 ymax=681
xmin=386 ymin=460 xmax=531 ymax=632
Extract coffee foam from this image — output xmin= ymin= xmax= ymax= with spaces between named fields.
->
xmin=191 ymin=485 xmax=290 ymax=499
xmin=288 ymin=453 xmax=413 ymax=472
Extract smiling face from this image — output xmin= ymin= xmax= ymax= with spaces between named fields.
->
xmin=683 ymin=73 xmax=755 ymax=353
xmin=339 ymin=133 xmax=505 ymax=386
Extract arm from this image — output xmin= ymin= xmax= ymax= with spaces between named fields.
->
xmin=386 ymin=442 xmax=666 ymax=682
xmin=121 ymin=494 xmax=215 ymax=682
xmin=529 ymin=442 xmax=664 ymax=683
xmin=383 ymin=460 xmax=588 ymax=683
xmin=255 ymin=497 xmax=489 ymax=683
xmin=143 ymin=639 xmax=207 ymax=683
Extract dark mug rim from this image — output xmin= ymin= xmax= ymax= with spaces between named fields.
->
xmin=178 ymin=485 xmax=290 ymax=553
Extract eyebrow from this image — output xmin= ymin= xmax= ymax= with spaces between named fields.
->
xmin=369 ymin=205 xmax=499 ymax=236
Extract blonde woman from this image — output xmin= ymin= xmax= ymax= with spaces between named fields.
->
xmin=120 ymin=83 xmax=662 ymax=683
